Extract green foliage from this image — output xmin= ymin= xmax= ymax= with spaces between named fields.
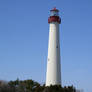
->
xmin=0 ymin=79 xmax=76 ymax=92
xmin=43 ymin=85 xmax=76 ymax=92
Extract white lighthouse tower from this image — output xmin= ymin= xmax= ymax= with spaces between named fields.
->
xmin=46 ymin=8 xmax=61 ymax=86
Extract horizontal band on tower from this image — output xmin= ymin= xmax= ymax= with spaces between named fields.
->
xmin=48 ymin=16 xmax=61 ymax=24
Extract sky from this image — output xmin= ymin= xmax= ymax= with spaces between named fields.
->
xmin=0 ymin=0 xmax=92 ymax=92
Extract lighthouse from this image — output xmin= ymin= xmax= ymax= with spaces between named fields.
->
xmin=46 ymin=8 xmax=61 ymax=86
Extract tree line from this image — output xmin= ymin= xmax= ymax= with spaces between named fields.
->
xmin=0 ymin=79 xmax=76 ymax=92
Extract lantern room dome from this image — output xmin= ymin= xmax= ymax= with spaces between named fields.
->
xmin=50 ymin=7 xmax=59 ymax=12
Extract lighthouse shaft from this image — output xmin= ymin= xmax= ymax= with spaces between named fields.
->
xmin=46 ymin=8 xmax=61 ymax=86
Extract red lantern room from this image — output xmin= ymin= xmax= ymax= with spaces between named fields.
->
xmin=48 ymin=8 xmax=61 ymax=24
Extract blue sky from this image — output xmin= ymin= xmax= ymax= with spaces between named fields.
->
xmin=0 ymin=0 xmax=92 ymax=92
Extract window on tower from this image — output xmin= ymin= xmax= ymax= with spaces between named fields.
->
xmin=56 ymin=45 xmax=58 ymax=48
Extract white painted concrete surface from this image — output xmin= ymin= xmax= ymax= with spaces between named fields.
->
xmin=46 ymin=22 xmax=61 ymax=86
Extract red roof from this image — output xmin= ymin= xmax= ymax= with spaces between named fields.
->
xmin=50 ymin=7 xmax=59 ymax=12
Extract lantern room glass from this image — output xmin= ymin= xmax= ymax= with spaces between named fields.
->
xmin=50 ymin=11 xmax=59 ymax=16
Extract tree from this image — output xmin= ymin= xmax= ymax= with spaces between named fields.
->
xmin=0 ymin=79 xmax=76 ymax=92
